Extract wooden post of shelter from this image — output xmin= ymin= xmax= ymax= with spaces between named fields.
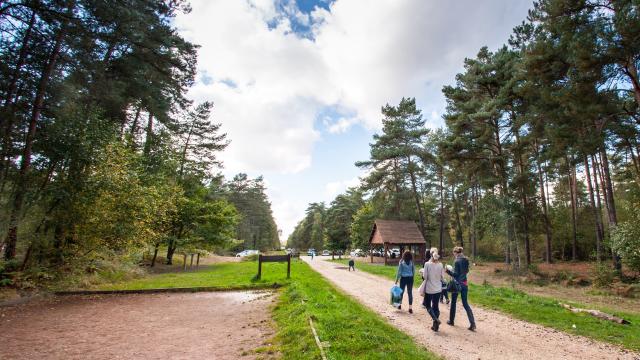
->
xmin=190 ymin=254 xmax=194 ymax=268
xmin=183 ymin=253 xmax=187 ymax=271
xmin=196 ymin=253 xmax=200 ymax=269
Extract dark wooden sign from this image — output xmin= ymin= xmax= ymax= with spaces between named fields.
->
xmin=257 ymin=254 xmax=291 ymax=279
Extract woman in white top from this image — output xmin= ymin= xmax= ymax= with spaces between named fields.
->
xmin=422 ymin=250 xmax=445 ymax=332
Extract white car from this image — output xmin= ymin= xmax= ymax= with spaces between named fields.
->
xmin=322 ymin=250 xmax=330 ymax=256
xmin=236 ymin=250 xmax=259 ymax=257
xmin=350 ymin=249 xmax=365 ymax=257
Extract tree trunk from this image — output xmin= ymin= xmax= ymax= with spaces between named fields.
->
xmin=452 ymin=187 xmax=464 ymax=247
xmin=166 ymin=240 xmax=176 ymax=265
xmin=599 ymin=148 xmax=622 ymax=271
xmin=471 ymin=184 xmax=478 ymax=259
xmin=143 ymin=112 xmax=153 ymax=156
xmin=3 ymin=18 xmax=68 ymax=260
xmin=1 ymin=9 xmax=37 ymax=180
xmin=407 ymin=159 xmax=426 ymax=239
xmin=567 ymin=158 xmax=578 ymax=261
xmin=536 ymin=150 xmax=552 ymax=263
xmin=151 ymin=243 xmax=159 ymax=267
xmin=584 ymin=155 xmax=603 ymax=262
xmin=438 ymin=166 xmax=445 ymax=255
xmin=591 ymin=154 xmax=605 ymax=239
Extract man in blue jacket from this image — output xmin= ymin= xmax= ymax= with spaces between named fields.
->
xmin=446 ymin=246 xmax=476 ymax=331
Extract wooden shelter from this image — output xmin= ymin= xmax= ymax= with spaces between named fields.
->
xmin=369 ymin=219 xmax=427 ymax=265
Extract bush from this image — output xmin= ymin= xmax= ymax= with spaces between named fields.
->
xmin=591 ymin=262 xmax=616 ymax=288
xmin=610 ymin=221 xmax=640 ymax=273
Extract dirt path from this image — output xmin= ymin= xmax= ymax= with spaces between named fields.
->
xmin=304 ymin=257 xmax=638 ymax=360
xmin=0 ymin=291 xmax=277 ymax=360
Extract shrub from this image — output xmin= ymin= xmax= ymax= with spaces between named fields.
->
xmin=610 ymin=221 xmax=640 ymax=273
xmin=591 ymin=262 xmax=616 ymax=288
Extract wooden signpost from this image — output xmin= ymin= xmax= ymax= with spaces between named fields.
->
xmin=257 ymin=254 xmax=291 ymax=280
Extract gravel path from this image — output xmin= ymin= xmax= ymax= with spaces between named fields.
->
xmin=0 ymin=291 xmax=277 ymax=360
xmin=304 ymin=257 xmax=639 ymax=360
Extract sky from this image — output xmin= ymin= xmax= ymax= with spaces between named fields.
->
xmin=174 ymin=0 xmax=535 ymax=242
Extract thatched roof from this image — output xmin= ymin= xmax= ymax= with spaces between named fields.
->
xmin=369 ymin=219 xmax=426 ymax=245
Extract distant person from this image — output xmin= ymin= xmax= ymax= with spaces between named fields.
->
xmin=311 ymin=251 xmax=314 ymax=260
xmin=440 ymin=278 xmax=450 ymax=304
xmin=446 ymin=246 xmax=476 ymax=331
xmin=348 ymin=258 xmax=355 ymax=271
xmin=395 ymin=250 xmax=415 ymax=313
xmin=422 ymin=249 xmax=445 ymax=331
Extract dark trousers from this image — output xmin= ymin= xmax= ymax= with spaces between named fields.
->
xmin=424 ymin=292 xmax=440 ymax=321
xmin=399 ymin=276 xmax=413 ymax=306
xmin=440 ymin=289 xmax=449 ymax=302
xmin=450 ymin=285 xmax=475 ymax=325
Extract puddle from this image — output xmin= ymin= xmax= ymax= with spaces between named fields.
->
xmin=193 ymin=291 xmax=271 ymax=302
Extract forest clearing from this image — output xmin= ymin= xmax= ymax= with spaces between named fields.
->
xmin=1 ymin=0 xmax=640 ymax=359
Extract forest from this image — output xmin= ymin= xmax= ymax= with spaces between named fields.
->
xmin=0 ymin=0 xmax=279 ymax=287
xmin=288 ymin=0 xmax=640 ymax=275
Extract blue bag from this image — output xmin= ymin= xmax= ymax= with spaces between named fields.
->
xmin=390 ymin=285 xmax=403 ymax=308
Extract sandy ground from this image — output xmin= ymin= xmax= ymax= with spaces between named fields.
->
xmin=0 ymin=291 xmax=277 ymax=360
xmin=304 ymin=256 xmax=639 ymax=360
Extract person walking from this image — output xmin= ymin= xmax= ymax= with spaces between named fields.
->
xmin=422 ymin=250 xmax=445 ymax=331
xmin=446 ymin=246 xmax=476 ymax=331
xmin=348 ymin=257 xmax=355 ymax=271
xmin=395 ymin=250 xmax=415 ymax=313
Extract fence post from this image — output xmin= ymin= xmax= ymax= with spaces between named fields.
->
xmin=257 ymin=254 xmax=262 ymax=280
xmin=287 ymin=254 xmax=291 ymax=279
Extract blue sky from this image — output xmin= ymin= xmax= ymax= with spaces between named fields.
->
xmin=175 ymin=0 xmax=534 ymax=241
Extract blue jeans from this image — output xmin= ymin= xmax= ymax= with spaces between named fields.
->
xmin=399 ymin=276 xmax=413 ymax=305
xmin=450 ymin=285 xmax=475 ymax=325
xmin=424 ymin=292 xmax=440 ymax=321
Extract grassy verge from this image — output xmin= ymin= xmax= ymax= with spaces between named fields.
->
xmin=95 ymin=261 xmax=291 ymax=291
xmin=331 ymin=259 xmax=640 ymax=351
xmin=271 ymin=260 xmax=438 ymax=359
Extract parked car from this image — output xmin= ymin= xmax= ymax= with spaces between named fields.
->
xmin=389 ymin=248 xmax=401 ymax=258
xmin=307 ymin=248 xmax=316 ymax=256
xmin=236 ymin=249 xmax=259 ymax=257
xmin=322 ymin=250 xmax=330 ymax=256
xmin=371 ymin=248 xmax=383 ymax=257
xmin=350 ymin=248 xmax=365 ymax=257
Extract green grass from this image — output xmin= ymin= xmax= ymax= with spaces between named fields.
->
xmin=96 ymin=261 xmax=292 ymax=291
xmin=271 ymin=260 xmax=438 ymax=359
xmin=331 ymin=259 xmax=640 ymax=351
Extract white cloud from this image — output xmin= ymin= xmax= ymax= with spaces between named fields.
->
xmin=324 ymin=177 xmax=361 ymax=202
xmin=175 ymin=0 xmax=533 ymax=238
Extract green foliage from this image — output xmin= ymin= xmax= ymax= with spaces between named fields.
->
xmin=224 ymin=174 xmax=280 ymax=251
xmin=76 ymin=143 xmax=180 ymax=251
xmin=611 ymin=218 xmax=640 ymax=273
xmin=350 ymin=202 xmax=376 ymax=250
xmin=592 ymin=262 xmax=616 ymax=289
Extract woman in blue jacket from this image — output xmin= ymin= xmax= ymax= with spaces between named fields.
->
xmin=446 ymin=246 xmax=476 ymax=331
xmin=395 ymin=250 xmax=415 ymax=313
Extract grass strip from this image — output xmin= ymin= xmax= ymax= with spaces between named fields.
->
xmin=271 ymin=260 xmax=438 ymax=359
xmin=331 ymin=259 xmax=640 ymax=351
xmin=94 ymin=261 xmax=292 ymax=290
